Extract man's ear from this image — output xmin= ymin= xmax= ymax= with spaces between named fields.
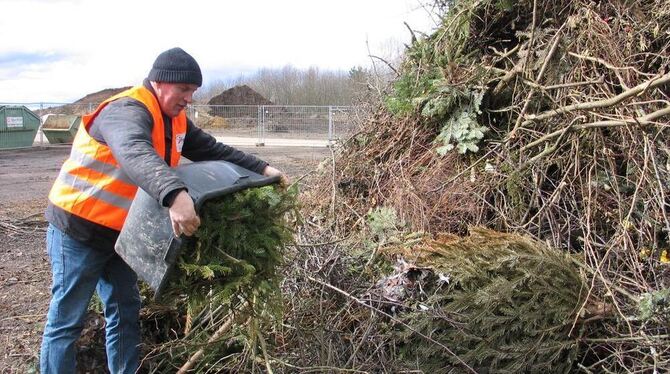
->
xmin=150 ymin=81 xmax=162 ymax=92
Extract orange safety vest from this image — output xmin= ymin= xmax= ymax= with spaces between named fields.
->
xmin=48 ymin=85 xmax=187 ymax=231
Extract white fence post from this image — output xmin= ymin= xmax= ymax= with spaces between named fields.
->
xmin=328 ymin=105 xmax=333 ymax=146
xmin=39 ymin=102 xmax=44 ymax=146
xmin=255 ymin=105 xmax=264 ymax=146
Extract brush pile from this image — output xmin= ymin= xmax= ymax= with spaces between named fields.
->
xmin=283 ymin=0 xmax=670 ymax=372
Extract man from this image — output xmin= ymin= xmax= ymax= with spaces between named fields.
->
xmin=40 ymin=47 xmax=287 ymax=373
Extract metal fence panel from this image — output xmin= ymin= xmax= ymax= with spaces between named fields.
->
xmin=189 ymin=105 xmax=357 ymax=144
xmin=329 ymin=106 xmax=357 ymax=141
xmin=188 ymin=105 xmax=260 ymax=139
xmin=1 ymin=103 xmax=357 ymax=147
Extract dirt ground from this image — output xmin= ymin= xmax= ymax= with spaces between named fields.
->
xmin=0 ymin=145 xmax=329 ymax=373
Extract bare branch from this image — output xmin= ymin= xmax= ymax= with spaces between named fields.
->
xmin=521 ymin=73 xmax=670 ymax=126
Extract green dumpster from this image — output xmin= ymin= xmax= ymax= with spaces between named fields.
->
xmin=41 ymin=114 xmax=81 ymax=144
xmin=0 ymin=105 xmax=41 ymax=149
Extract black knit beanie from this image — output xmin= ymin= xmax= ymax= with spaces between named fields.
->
xmin=148 ymin=47 xmax=202 ymax=87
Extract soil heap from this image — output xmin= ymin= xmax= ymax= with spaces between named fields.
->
xmin=207 ymin=85 xmax=274 ymax=106
xmin=37 ymin=87 xmax=131 ymax=116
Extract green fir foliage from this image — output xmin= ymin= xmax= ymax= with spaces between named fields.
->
xmin=162 ymin=184 xmax=297 ymax=326
xmin=146 ymin=184 xmax=298 ymax=372
xmin=395 ymin=228 xmax=586 ymax=373
xmin=385 ymin=67 xmax=441 ymax=116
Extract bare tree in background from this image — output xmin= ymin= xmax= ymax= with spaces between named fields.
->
xmin=194 ymin=64 xmax=393 ymax=106
xmin=193 ymin=32 xmax=414 ymax=106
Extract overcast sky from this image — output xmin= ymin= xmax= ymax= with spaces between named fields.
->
xmin=0 ymin=0 xmax=438 ymax=103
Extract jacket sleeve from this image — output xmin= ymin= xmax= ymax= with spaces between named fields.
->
xmin=181 ymin=119 xmax=269 ymax=174
xmin=93 ymin=98 xmax=187 ymax=206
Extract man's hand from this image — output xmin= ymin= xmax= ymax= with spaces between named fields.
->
xmin=169 ymin=190 xmax=201 ymax=237
xmin=263 ymin=165 xmax=290 ymax=187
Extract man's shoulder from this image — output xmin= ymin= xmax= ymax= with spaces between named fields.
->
xmin=97 ymin=97 xmax=152 ymax=123
xmin=89 ymin=97 xmax=154 ymax=143
xmin=104 ymin=96 xmax=148 ymax=111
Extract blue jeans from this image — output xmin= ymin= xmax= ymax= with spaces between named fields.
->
xmin=40 ymin=224 xmax=141 ymax=373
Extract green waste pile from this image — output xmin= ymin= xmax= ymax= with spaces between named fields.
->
xmin=289 ymin=0 xmax=670 ymax=372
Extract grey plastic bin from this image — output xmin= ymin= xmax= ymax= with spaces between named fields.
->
xmin=114 ymin=160 xmax=279 ymax=299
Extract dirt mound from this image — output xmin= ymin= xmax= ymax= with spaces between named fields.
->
xmin=207 ymin=85 xmax=273 ymax=106
xmin=73 ymin=87 xmax=131 ymax=106
xmin=37 ymin=87 xmax=131 ymax=116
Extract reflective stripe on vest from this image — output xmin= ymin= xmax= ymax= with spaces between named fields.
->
xmin=48 ymin=85 xmax=187 ymax=231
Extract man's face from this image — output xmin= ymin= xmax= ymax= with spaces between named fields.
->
xmin=153 ymin=82 xmax=199 ymax=118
